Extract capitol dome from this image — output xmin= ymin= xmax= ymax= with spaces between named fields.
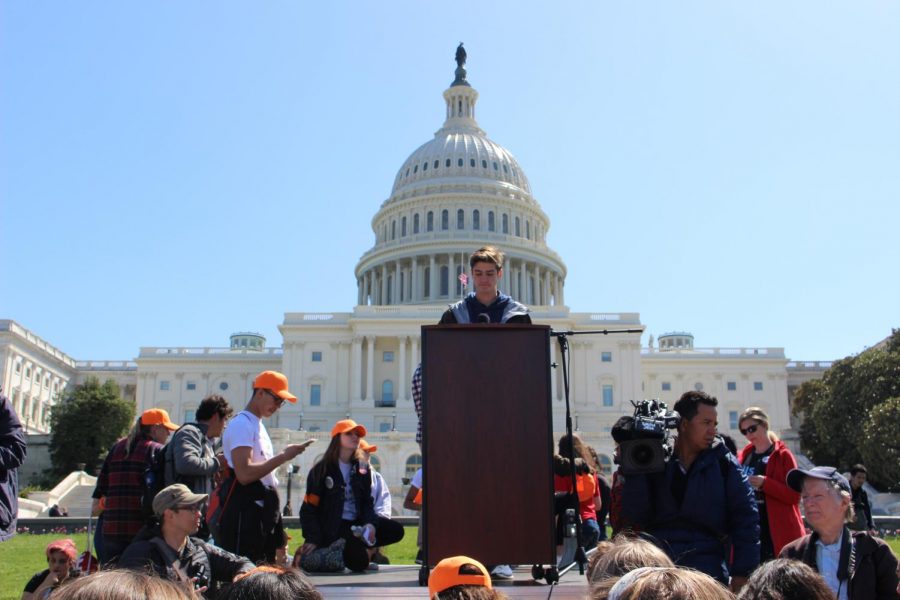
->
xmin=354 ymin=47 xmax=566 ymax=308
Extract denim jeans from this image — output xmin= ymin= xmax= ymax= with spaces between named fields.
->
xmin=580 ymin=517 xmax=600 ymax=551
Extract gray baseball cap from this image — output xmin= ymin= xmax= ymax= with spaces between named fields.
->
xmin=786 ymin=466 xmax=851 ymax=494
xmin=152 ymin=484 xmax=208 ymax=516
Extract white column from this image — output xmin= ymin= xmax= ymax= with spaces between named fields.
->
xmin=397 ymin=336 xmax=408 ymax=404
xmin=365 ymin=335 xmax=375 ymax=402
xmin=351 ymin=337 xmax=362 ymax=402
xmin=429 ymin=255 xmax=437 ymax=301
xmin=544 ymin=271 xmax=551 ymax=306
xmin=411 ymin=256 xmax=418 ymax=302
xmin=448 ymin=253 xmax=455 ymax=298
xmin=534 ymin=264 xmax=542 ymax=305
xmin=393 ymin=261 xmax=400 ymax=305
xmin=410 ymin=335 xmax=420 ymax=376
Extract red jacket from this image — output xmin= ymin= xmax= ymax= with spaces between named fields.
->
xmin=738 ymin=439 xmax=805 ymax=555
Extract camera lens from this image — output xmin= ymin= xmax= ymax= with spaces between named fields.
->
xmin=630 ymin=443 xmax=655 ymax=467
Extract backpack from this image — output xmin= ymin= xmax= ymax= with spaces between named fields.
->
xmin=205 ymin=467 xmax=237 ymax=541
xmin=141 ymin=443 xmax=170 ymax=519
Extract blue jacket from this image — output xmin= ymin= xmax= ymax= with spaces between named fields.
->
xmin=621 ymin=439 xmax=759 ymax=582
xmin=0 ymin=391 xmax=27 ymax=541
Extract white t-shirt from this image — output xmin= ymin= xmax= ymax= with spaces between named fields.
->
xmin=223 ymin=411 xmax=277 ymax=488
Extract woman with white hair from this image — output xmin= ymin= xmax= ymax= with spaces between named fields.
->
xmin=779 ymin=466 xmax=900 ymax=599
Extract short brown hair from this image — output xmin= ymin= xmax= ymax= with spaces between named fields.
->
xmin=195 ymin=394 xmax=233 ymax=422
xmin=469 ymin=246 xmax=504 ymax=270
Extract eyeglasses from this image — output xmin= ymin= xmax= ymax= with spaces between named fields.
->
xmin=265 ymin=389 xmax=286 ymax=407
xmin=739 ymin=424 xmax=760 ymax=436
xmin=175 ymin=503 xmax=203 ymax=512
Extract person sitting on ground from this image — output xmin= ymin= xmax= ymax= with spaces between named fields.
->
xmin=359 ymin=439 xmax=392 ymax=566
xmin=294 ymin=419 xmax=405 ymax=573
xmin=428 ymin=556 xmax=510 ymax=600
xmin=585 ymin=534 xmax=674 ymax=590
xmin=217 ymin=565 xmax=323 ymax=600
xmin=593 ymin=566 xmax=736 ymax=600
xmin=118 ymin=484 xmax=253 ymax=598
xmin=779 ymin=465 xmax=900 ymax=599
xmin=22 ymin=538 xmax=79 ymax=600
xmin=50 ymin=570 xmax=193 ymax=600
xmin=736 ymin=558 xmax=837 ymax=600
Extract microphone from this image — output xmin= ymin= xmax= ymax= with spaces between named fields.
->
xmin=477 ymin=313 xmax=491 ymax=323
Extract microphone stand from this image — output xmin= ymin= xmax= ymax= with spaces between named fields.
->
xmin=548 ymin=327 xmax=643 ymax=580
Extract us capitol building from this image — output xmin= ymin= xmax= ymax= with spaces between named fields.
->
xmin=1 ymin=50 xmax=828 ymax=513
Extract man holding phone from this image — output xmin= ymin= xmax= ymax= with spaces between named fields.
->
xmin=218 ymin=370 xmax=314 ymax=564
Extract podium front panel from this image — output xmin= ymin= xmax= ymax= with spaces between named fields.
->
xmin=422 ymin=324 xmax=555 ymax=567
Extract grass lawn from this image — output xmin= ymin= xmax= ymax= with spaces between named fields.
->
xmin=2 ymin=530 xmax=897 ymax=600
xmin=0 ymin=528 xmax=421 ymax=600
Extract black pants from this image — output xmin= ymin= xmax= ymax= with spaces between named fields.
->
xmin=218 ymin=483 xmax=285 ymax=564
xmin=338 ymin=517 xmax=405 ymax=572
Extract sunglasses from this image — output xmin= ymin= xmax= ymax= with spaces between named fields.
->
xmin=265 ymin=389 xmax=286 ymax=407
xmin=739 ymin=423 xmax=760 ymax=436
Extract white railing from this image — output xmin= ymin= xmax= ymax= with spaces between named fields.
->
xmin=642 ymin=347 xmax=786 ymax=358
xmin=139 ymin=347 xmax=283 ymax=357
xmin=76 ymin=360 xmax=137 ymax=370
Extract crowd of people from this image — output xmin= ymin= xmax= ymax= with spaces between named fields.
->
xmin=4 ymin=245 xmax=900 ymax=599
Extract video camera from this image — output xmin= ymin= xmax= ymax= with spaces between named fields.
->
xmin=611 ymin=399 xmax=680 ymax=475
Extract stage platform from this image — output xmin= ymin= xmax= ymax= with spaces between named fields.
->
xmin=307 ymin=564 xmax=589 ymax=599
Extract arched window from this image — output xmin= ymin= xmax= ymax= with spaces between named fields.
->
xmin=515 ymin=217 xmax=521 ymax=237
xmin=488 ymin=211 xmax=495 ymax=231
xmin=473 ymin=210 xmax=480 ymax=230
xmin=405 ymin=454 xmax=423 ymax=480
xmin=427 ymin=211 xmax=434 ymax=232
xmin=458 ymin=158 xmax=463 ymax=167
xmin=386 ymin=276 xmax=392 ymax=304
xmin=440 ymin=266 xmax=449 ymax=296
xmin=457 ymin=209 xmax=465 ymax=229
xmin=441 ymin=210 xmax=449 ymax=231
xmin=424 ymin=267 xmax=431 ymax=297
xmin=391 ymin=220 xmax=397 ymax=240
xmin=413 ymin=213 xmax=420 ymax=234
xmin=445 ymin=158 xmax=450 ymax=168
xmin=401 ymin=216 xmax=407 ymax=237
xmin=526 ymin=220 xmax=530 ymax=239
xmin=380 ymin=380 xmax=394 ymax=407
xmin=502 ymin=214 xmax=509 ymax=234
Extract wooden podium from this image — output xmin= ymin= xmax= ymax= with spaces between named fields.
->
xmin=421 ymin=324 xmax=555 ymax=570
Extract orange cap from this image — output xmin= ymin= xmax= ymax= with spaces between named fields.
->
xmin=428 ymin=556 xmax=492 ymax=598
xmin=359 ymin=439 xmax=377 ymax=454
xmin=331 ymin=419 xmax=367 ymax=438
xmin=253 ymin=370 xmax=298 ymax=403
xmin=141 ymin=408 xmax=178 ymax=431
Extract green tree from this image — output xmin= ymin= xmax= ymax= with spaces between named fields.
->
xmin=858 ymin=397 xmax=900 ymax=490
xmin=49 ymin=377 xmax=135 ymax=476
xmin=796 ymin=329 xmax=900 ymax=490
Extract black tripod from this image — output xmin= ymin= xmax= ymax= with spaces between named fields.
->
xmin=547 ymin=327 xmax=642 ymax=580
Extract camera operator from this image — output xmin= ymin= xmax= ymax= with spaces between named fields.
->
xmin=619 ymin=391 xmax=759 ymax=593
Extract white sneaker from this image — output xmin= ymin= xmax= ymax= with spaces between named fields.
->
xmin=491 ymin=564 xmax=514 ymax=579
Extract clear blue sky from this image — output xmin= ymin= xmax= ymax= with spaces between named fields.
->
xmin=2 ymin=2 xmax=897 ymax=362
